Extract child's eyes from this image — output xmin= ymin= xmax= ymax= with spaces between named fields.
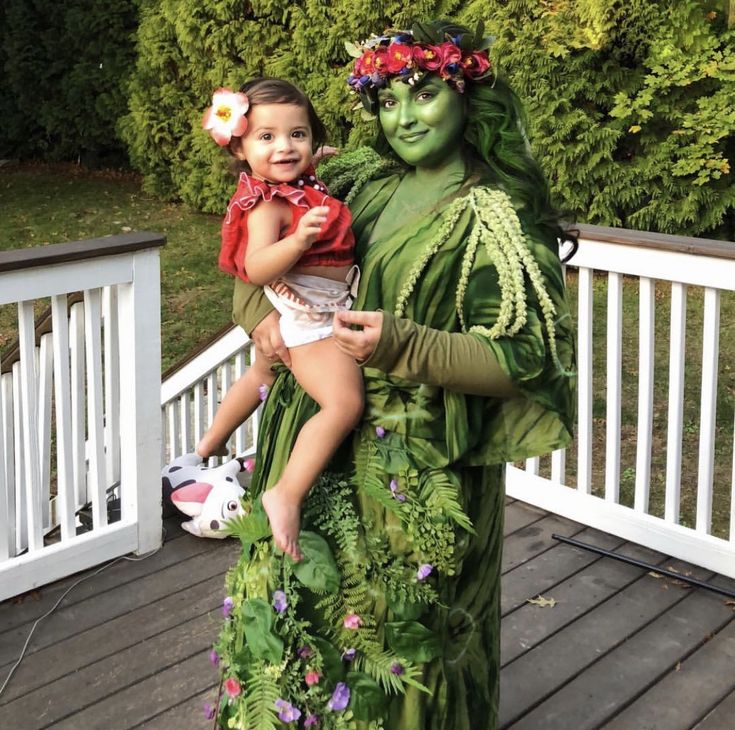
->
xmin=292 ymin=130 xmax=307 ymax=138
xmin=259 ymin=133 xmax=273 ymax=141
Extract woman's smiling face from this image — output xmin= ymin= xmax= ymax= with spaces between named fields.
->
xmin=377 ymin=75 xmax=466 ymax=168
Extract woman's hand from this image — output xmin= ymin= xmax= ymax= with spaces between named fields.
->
xmin=251 ymin=310 xmax=291 ymax=367
xmin=332 ymin=310 xmax=383 ymax=363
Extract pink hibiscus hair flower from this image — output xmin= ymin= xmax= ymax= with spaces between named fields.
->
xmin=202 ymin=88 xmax=249 ymax=146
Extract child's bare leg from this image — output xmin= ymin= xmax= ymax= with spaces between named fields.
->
xmin=197 ymin=354 xmax=275 ymax=458
xmin=262 ymin=338 xmax=363 ymax=560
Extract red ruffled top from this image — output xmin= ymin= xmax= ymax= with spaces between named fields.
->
xmin=219 ymin=169 xmax=355 ymax=283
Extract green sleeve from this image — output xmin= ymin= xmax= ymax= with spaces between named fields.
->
xmin=231 ymin=277 xmax=275 ymax=336
xmin=363 ymin=311 xmax=519 ymax=398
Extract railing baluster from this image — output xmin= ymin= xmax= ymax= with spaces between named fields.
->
xmin=605 ymin=272 xmax=623 ymax=502
xmin=194 ymin=381 xmax=205 ymax=449
xmin=665 ymin=282 xmax=687 ymax=523
xmin=696 ymin=287 xmax=720 ymax=534
xmin=525 ymin=456 xmax=540 ymax=476
xmin=69 ymin=302 xmax=87 ymax=508
xmin=206 ymin=371 xmax=217 ymax=465
xmin=179 ymin=391 xmax=191 ymax=455
xmin=18 ymin=301 xmax=43 ymax=551
xmin=51 ymin=294 xmax=76 ymax=541
xmin=84 ymin=288 xmax=107 ymax=528
xmin=0 ymin=374 xmax=12 ymax=559
xmin=635 ymin=277 xmax=655 ymax=513
xmin=12 ymin=362 xmax=26 ymax=553
xmin=168 ymin=400 xmax=180 ymax=462
xmin=103 ymin=286 xmax=121 ymax=486
xmin=577 ymin=267 xmax=594 ymax=494
xmin=551 ymin=449 xmax=566 ymax=484
xmin=235 ymin=350 xmax=247 ymax=455
xmin=38 ymin=333 xmax=53 ymax=529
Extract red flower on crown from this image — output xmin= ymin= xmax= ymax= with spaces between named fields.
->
xmin=412 ymin=45 xmax=442 ymax=71
xmin=462 ymin=51 xmax=491 ymax=78
xmin=385 ymin=42 xmax=413 ymax=73
xmin=437 ymin=42 xmax=462 ymax=75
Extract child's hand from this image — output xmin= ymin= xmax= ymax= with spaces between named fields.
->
xmin=295 ymin=206 xmax=329 ymax=249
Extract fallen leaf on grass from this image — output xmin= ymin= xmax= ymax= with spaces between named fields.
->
xmin=648 ymin=571 xmax=663 ymax=579
xmin=725 ymin=600 xmax=735 ymax=611
xmin=675 ymin=661 xmax=681 ymax=671
xmin=527 ymin=595 xmax=557 ymax=608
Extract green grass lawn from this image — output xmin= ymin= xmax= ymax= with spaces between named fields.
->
xmin=2 ymin=163 xmax=733 ymax=537
xmin=0 ymin=162 xmax=234 ymax=371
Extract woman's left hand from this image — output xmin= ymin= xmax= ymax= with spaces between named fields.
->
xmin=332 ymin=310 xmax=383 ymax=363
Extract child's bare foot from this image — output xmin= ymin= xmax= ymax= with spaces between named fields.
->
xmin=262 ymin=486 xmax=303 ymax=561
xmin=196 ymin=433 xmax=230 ymax=459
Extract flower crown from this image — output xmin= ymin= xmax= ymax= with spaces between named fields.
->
xmin=202 ymin=88 xmax=250 ymax=146
xmin=346 ymin=21 xmax=494 ymax=104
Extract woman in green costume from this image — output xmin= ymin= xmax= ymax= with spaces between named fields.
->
xmin=213 ymin=20 xmax=575 ymax=730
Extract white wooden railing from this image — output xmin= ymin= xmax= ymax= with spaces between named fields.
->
xmin=0 ymin=233 xmax=164 ymax=601
xmin=158 ymin=223 xmax=735 ymax=581
xmin=160 ymin=326 xmax=259 ymax=466
xmin=507 ymin=223 xmax=735 ymax=579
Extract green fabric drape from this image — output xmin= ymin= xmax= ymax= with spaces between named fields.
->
xmin=225 ymin=167 xmax=575 ymax=730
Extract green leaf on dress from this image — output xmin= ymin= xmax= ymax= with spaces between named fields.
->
xmin=292 ymin=531 xmax=340 ymax=594
xmin=346 ymin=671 xmax=386 ymax=722
xmin=312 ymin=636 xmax=346 ymax=682
xmin=385 ymin=621 xmax=442 ymax=663
xmin=242 ymin=598 xmax=284 ymax=664
xmin=222 ymin=501 xmax=271 ymax=548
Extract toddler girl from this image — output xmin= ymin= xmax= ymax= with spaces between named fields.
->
xmin=197 ymin=78 xmax=363 ymax=561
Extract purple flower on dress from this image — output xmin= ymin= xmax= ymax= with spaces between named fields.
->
xmin=375 ymin=426 xmax=386 ymax=438
xmin=273 ymin=590 xmax=287 ymax=613
xmin=209 ymin=649 xmax=220 ymax=667
xmin=390 ymin=478 xmax=407 ymax=502
xmin=390 ymin=662 xmax=405 ymax=675
xmin=203 ymin=702 xmax=216 ymax=720
xmin=222 ymin=596 xmax=234 ymax=618
xmin=258 ymin=383 xmax=269 ymax=402
xmin=417 ymin=563 xmax=433 ymax=581
xmin=274 ymin=699 xmax=301 ymax=723
xmin=342 ymin=647 xmax=356 ymax=661
xmin=297 ymin=645 xmax=313 ymax=659
xmin=396 ymin=493 xmax=407 ymax=503
xmin=327 ymin=682 xmax=351 ymax=711
xmin=304 ymin=714 xmax=319 ymax=727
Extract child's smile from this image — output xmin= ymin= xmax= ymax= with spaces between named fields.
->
xmin=234 ymin=103 xmax=313 ymax=184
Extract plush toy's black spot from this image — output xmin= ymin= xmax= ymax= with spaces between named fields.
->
xmin=226 ymin=476 xmax=234 ymax=482
xmin=210 ymin=520 xmax=220 ymax=531
xmin=175 ymin=479 xmax=196 ymax=488
xmin=168 ymin=466 xmax=182 ymax=472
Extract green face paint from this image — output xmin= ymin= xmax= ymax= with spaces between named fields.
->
xmin=378 ymin=75 xmax=466 ymax=169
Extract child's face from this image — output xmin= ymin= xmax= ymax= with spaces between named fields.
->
xmin=233 ymin=103 xmax=313 ymax=183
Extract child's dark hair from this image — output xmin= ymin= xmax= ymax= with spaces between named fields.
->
xmin=226 ymin=77 xmax=327 ymax=173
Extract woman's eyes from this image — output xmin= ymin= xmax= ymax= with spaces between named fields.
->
xmin=379 ymin=90 xmax=435 ymax=109
xmin=380 ymin=98 xmax=397 ymax=109
xmin=416 ymin=90 xmax=435 ymax=102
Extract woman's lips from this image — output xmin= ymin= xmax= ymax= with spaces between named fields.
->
xmin=399 ymin=131 xmax=428 ymax=142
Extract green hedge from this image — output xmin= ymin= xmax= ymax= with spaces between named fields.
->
xmin=3 ymin=1 xmax=733 ymax=237
xmin=0 ymin=0 xmax=138 ymax=166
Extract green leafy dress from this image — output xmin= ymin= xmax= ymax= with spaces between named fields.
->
xmin=215 ymin=152 xmax=575 ymax=730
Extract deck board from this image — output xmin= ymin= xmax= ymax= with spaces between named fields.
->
xmin=1 ymin=503 xmax=733 ymax=729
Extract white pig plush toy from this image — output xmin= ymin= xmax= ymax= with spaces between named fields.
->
xmin=161 ymin=453 xmax=251 ymax=538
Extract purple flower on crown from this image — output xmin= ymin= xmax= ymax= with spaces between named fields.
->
xmin=417 ymin=563 xmax=433 ymax=581
xmin=273 ymin=590 xmax=287 ymax=613
xmin=328 ymin=682 xmax=351 ymax=711
xmin=222 ymin=596 xmax=234 ymax=618
xmin=274 ymin=699 xmax=301 ymax=723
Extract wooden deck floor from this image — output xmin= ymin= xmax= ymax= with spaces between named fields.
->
xmin=1 ymin=499 xmax=734 ymax=730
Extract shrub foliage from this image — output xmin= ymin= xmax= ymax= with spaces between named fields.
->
xmin=2 ymin=0 xmax=733 ymax=237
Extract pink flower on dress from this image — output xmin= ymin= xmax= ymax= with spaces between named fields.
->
xmin=224 ymin=677 xmax=241 ymax=698
xmin=243 ymin=458 xmax=256 ymax=473
xmin=304 ymin=715 xmax=319 ymax=727
xmin=202 ymin=88 xmax=249 ymax=146
xmin=305 ymin=670 xmax=321 ymax=686
xmin=343 ymin=613 xmax=362 ymax=630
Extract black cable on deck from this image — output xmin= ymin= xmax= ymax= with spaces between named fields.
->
xmin=552 ymin=533 xmax=735 ymax=600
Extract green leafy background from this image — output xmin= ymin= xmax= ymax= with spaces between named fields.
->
xmin=1 ymin=0 xmax=733 ymax=236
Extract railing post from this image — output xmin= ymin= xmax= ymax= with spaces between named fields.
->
xmin=118 ymin=248 xmax=163 ymax=554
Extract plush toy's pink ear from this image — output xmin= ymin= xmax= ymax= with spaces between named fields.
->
xmin=171 ymin=481 xmax=214 ymax=517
